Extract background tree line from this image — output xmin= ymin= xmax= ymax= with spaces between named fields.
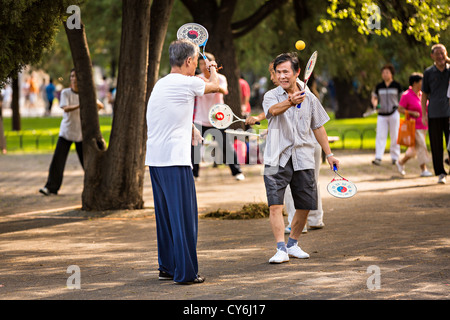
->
xmin=0 ymin=0 xmax=448 ymax=211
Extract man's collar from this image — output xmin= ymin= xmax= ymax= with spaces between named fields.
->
xmin=275 ymin=79 xmax=305 ymax=96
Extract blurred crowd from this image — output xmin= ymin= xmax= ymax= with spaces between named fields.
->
xmin=0 ymin=67 xmax=116 ymax=118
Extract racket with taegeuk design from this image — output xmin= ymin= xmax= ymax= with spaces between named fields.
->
xmin=327 ymin=164 xmax=357 ymax=199
xmin=209 ymin=103 xmax=260 ymax=130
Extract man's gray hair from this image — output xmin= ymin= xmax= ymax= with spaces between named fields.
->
xmin=169 ymin=39 xmax=199 ymax=67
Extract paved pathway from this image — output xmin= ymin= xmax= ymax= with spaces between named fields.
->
xmin=0 ymin=150 xmax=449 ymax=303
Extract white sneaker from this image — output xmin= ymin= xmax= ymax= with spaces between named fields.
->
xmin=269 ymin=249 xmax=289 ymax=264
xmin=309 ymin=223 xmax=324 ymax=229
xmin=420 ymin=170 xmax=433 ymax=177
xmin=396 ymin=162 xmax=405 ymax=176
xmin=235 ymin=173 xmax=245 ymax=181
xmin=287 ymin=244 xmax=310 ymax=259
xmin=285 ymin=226 xmax=307 ymax=234
xmin=438 ymin=174 xmax=446 ymax=184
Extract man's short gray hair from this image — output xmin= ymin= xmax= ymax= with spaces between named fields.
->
xmin=169 ymin=39 xmax=199 ymax=67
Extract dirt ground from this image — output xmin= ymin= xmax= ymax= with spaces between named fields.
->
xmin=0 ymin=150 xmax=449 ymax=303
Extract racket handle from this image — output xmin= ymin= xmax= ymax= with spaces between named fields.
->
xmin=333 ymin=164 xmax=338 ymax=171
xmin=241 ymin=119 xmax=260 ymax=125
xmin=297 ymin=91 xmax=306 ymax=109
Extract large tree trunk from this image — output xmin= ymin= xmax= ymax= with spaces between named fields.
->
xmin=101 ymin=0 xmax=151 ymax=210
xmin=65 ymin=0 xmax=151 ymax=211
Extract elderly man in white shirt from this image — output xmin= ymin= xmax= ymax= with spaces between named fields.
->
xmin=145 ymin=39 xmax=221 ymax=284
xmin=262 ymin=52 xmax=339 ymax=264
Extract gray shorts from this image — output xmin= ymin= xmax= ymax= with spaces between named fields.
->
xmin=263 ymin=158 xmax=317 ymax=210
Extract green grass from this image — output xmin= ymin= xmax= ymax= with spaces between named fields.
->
xmin=1 ymin=112 xmax=430 ymax=154
xmin=2 ymin=116 xmax=112 ymax=153
xmin=251 ymin=112 xmax=379 ymax=150
xmin=251 ymin=112 xmax=430 ymax=151
xmin=324 ymin=114 xmax=379 ymax=149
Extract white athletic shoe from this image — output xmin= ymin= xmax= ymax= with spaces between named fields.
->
xmin=287 ymin=244 xmax=310 ymax=259
xmin=420 ymin=170 xmax=433 ymax=177
xmin=269 ymin=249 xmax=289 ymax=264
xmin=309 ymin=222 xmax=325 ymax=229
xmin=396 ymin=162 xmax=406 ymax=176
xmin=285 ymin=226 xmax=308 ymax=234
xmin=235 ymin=173 xmax=245 ymax=181
xmin=438 ymin=174 xmax=446 ymax=184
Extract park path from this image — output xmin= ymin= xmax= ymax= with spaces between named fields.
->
xmin=0 ymin=150 xmax=449 ymax=301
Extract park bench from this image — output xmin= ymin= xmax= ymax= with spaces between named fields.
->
xmin=322 ymin=136 xmax=340 ymax=163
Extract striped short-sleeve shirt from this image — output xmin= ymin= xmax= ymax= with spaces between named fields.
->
xmin=262 ymin=83 xmax=330 ymax=171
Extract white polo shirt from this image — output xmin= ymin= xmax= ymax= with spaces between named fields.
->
xmin=59 ymin=88 xmax=82 ymax=142
xmin=145 ymin=73 xmax=206 ymax=167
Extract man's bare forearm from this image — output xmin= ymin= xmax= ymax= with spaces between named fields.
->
xmin=268 ymin=99 xmax=292 ymax=117
xmin=62 ymin=105 xmax=79 ymax=113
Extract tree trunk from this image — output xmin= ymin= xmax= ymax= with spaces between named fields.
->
xmin=181 ymin=0 xmax=244 ymax=127
xmin=181 ymin=0 xmax=289 ymax=128
xmin=101 ymin=0 xmax=151 ymax=210
xmin=146 ymin=0 xmax=175 ymax=101
xmin=210 ymin=21 xmax=242 ymax=129
xmin=11 ymin=76 xmax=20 ymax=131
xmin=64 ymin=18 xmax=107 ymax=210
xmin=334 ymin=77 xmax=370 ymax=119
xmin=65 ymin=0 xmax=151 ymax=211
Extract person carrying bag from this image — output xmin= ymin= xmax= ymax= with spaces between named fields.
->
xmin=396 ymin=73 xmax=432 ymax=177
xmin=397 ymin=110 xmax=416 ymax=147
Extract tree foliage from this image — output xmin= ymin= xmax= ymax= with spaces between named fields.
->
xmin=36 ymin=0 xmax=122 ymax=86
xmin=3 ymin=0 xmax=448 ymax=114
xmin=318 ymin=0 xmax=450 ymax=45
xmin=0 ymin=0 xmax=74 ymax=88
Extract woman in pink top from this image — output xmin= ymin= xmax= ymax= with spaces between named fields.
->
xmin=397 ymin=73 xmax=432 ymax=177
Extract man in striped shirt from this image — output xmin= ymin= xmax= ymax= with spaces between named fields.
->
xmin=262 ymin=52 xmax=339 ymax=264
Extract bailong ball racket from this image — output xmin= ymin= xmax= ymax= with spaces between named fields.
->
xmin=177 ymin=23 xmax=209 ymax=61
xmin=209 ymin=103 xmax=259 ymax=130
xmin=297 ymin=51 xmax=318 ymax=109
xmin=327 ymin=164 xmax=357 ymax=199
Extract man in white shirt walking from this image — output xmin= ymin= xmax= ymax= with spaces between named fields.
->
xmin=39 ymin=69 xmax=103 ymax=196
xmin=146 ymin=39 xmax=220 ymax=284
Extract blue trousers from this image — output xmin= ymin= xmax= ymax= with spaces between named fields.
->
xmin=149 ymin=166 xmax=199 ymax=283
